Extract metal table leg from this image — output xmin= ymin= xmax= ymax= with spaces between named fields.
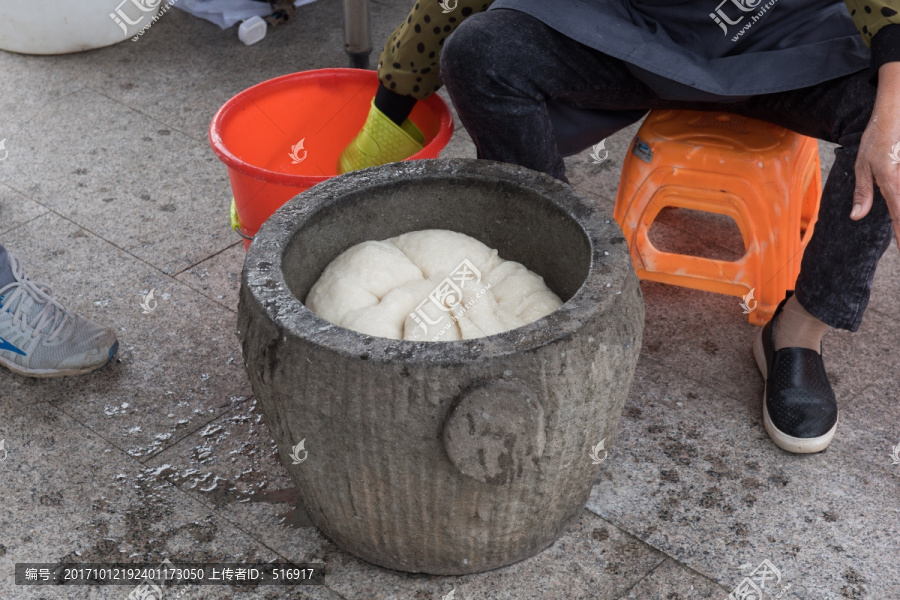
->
xmin=343 ymin=0 xmax=372 ymax=69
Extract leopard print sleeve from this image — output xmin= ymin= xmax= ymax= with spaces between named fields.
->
xmin=844 ymin=0 xmax=900 ymax=68
xmin=843 ymin=0 xmax=899 ymax=45
xmin=377 ymin=1 xmax=494 ymax=99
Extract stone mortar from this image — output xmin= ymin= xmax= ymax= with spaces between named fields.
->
xmin=238 ymin=158 xmax=644 ymax=575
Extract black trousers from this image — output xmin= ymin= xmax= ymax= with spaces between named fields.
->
xmin=440 ymin=9 xmax=895 ymax=332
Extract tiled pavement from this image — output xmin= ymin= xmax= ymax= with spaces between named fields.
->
xmin=0 ymin=1 xmax=898 ymax=599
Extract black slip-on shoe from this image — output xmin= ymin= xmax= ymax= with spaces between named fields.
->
xmin=751 ymin=292 xmax=838 ymax=454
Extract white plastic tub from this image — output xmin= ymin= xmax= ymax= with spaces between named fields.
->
xmin=0 ymin=0 xmax=161 ymax=55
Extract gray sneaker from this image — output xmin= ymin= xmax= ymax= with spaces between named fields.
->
xmin=0 ymin=253 xmax=118 ymax=378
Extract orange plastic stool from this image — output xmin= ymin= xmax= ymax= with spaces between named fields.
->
xmin=614 ymin=110 xmax=821 ymax=326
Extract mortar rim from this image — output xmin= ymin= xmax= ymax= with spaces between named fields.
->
xmin=241 ymin=158 xmax=631 ymax=365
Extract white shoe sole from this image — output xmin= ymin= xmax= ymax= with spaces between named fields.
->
xmin=752 ymin=329 xmax=837 ymax=454
xmin=0 ymin=342 xmax=117 ymax=379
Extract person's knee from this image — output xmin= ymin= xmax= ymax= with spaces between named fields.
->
xmin=441 ymin=11 xmax=512 ymax=91
xmin=441 ymin=13 xmax=489 ymax=89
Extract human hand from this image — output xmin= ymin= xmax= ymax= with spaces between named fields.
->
xmin=852 ymin=62 xmax=900 ymax=250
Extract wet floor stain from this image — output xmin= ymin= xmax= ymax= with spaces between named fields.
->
xmin=243 ymin=488 xmax=315 ymax=529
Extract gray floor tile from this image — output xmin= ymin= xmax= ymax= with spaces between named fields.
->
xmin=0 ymin=395 xmax=286 ymax=600
xmin=818 ymin=140 xmax=837 ymax=180
xmin=0 ymin=214 xmax=251 ymax=461
xmin=0 ymin=180 xmax=48 ymax=235
xmin=819 ymin=307 xmax=900 ymax=404
xmin=638 ymin=280 xmax=764 ymax=402
xmin=275 ymin=586 xmax=351 ymax=600
xmin=617 ymin=559 xmax=730 ymax=599
xmin=587 ymin=357 xmax=900 ymax=599
xmin=822 ymin=377 xmax=900 ymax=598
xmin=0 ymin=87 xmax=233 ymax=275
xmin=839 ymin=375 xmax=900 ymax=479
xmin=316 ymin=510 xmax=662 ymax=600
xmin=82 ymin=0 xmax=394 ymax=144
xmin=76 ymin=9 xmax=275 ymax=144
xmin=637 ymin=278 xmax=900 ymax=410
xmin=564 ymin=122 xmax=643 ymax=205
xmin=0 ymin=49 xmax=88 ymax=135
xmin=175 ymin=241 xmax=245 ymax=312
xmin=157 ymin=586 xmax=335 ymax=600
xmin=142 ymin=398 xmax=329 ymax=565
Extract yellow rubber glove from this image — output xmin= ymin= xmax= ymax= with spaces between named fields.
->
xmin=230 ymin=197 xmax=241 ymax=232
xmin=338 ymin=99 xmax=425 ymax=174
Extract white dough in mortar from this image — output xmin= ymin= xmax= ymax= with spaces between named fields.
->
xmin=305 ymin=229 xmax=563 ymax=341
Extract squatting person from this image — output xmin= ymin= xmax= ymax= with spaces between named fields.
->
xmin=439 ymin=0 xmax=900 ymax=454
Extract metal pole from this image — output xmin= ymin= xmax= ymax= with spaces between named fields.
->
xmin=343 ymin=0 xmax=372 ymax=69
